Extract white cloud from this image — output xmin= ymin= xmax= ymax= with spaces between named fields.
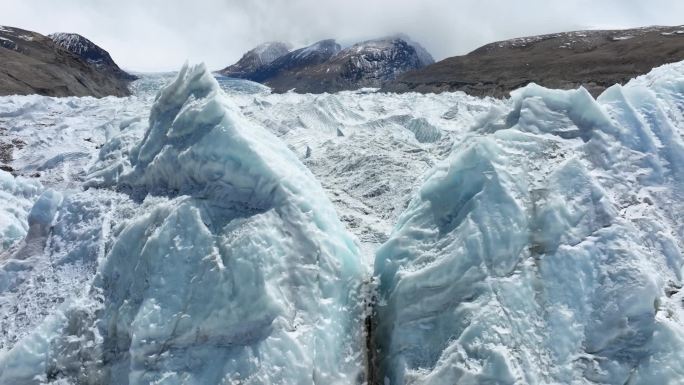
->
xmin=3 ymin=0 xmax=683 ymax=71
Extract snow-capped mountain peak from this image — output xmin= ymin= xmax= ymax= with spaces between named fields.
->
xmin=219 ymin=41 xmax=292 ymax=78
xmin=217 ymin=35 xmax=432 ymax=92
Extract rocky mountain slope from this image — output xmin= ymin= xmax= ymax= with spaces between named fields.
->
xmin=219 ymin=36 xmax=434 ymax=93
xmin=49 ymin=32 xmax=137 ymax=81
xmin=219 ymin=41 xmax=292 ymax=79
xmin=249 ymin=39 xmax=342 ymax=83
xmin=384 ymin=25 xmax=684 ymax=97
xmin=0 ymin=26 xmax=132 ymax=97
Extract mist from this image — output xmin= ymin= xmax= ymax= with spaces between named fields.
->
xmin=3 ymin=0 xmax=683 ymax=71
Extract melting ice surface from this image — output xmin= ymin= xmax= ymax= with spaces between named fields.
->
xmin=0 ymin=60 xmax=682 ymax=385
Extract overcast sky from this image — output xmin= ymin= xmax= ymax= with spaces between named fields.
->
xmin=3 ymin=0 xmax=683 ymax=72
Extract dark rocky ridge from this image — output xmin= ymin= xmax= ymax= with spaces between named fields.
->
xmin=0 ymin=26 xmax=132 ymax=97
xmin=219 ymin=36 xmax=434 ymax=93
xmin=219 ymin=39 xmax=342 ymax=86
xmin=49 ymin=32 xmax=137 ymax=81
xmin=248 ymin=39 xmax=342 ymax=84
xmin=266 ymin=37 xmax=434 ymax=93
xmin=383 ymin=26 xmax=684 ymax=97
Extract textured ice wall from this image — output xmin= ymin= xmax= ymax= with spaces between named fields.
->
xmin=0 ymin=170 xmax=41 ymax=252
xmin=0 ymin=64 xmax=365 ymax=385
xmin=373 ymin=62 xmax=684 ymax=385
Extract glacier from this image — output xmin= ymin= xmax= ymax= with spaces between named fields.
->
xmin=373 ymin=63 xmax=684 ymax=384
xmin=0 ymin=170 xmax=41 ymax=252
xmin=0 ymin=59 xmax=682 ymax=385
xmin=0 ymin=64 xmax=365 ymax=384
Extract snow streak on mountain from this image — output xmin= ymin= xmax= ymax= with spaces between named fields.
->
xmin=0 ymin=60 xmax=683 ymax=384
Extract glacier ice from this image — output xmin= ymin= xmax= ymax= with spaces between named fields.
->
xmin=373 ymin=62 xmax=684 ymax=384
xmin=0 ymin=170 xmax=41 ymax=252
xmin=0 ymin=57 xmax=683 ymax=385
xmin=0 ymin=64 xmax=365 ymax=385
xmin=232 ymin=89 xmax=498 ymax=256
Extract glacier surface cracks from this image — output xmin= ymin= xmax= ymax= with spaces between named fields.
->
xmin=0 ymin=61 xmax=682 ymax=385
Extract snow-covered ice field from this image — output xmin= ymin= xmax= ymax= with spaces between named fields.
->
xmin=0 ymin=61 xmax=683 ymax=384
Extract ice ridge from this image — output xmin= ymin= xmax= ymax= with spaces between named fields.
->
xmin=0 ymin=63 xmax=366 ymax=385
xmin=372 ymin=63 xmax=684 ymax=384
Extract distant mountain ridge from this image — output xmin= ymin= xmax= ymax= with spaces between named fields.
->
xmin=247 ymin=39 xmax=342 ymax=84
xmin=383 ymin=25 xmax=684 ymax=97
xmin=0 ymin=26 xmax=133 ymax=97
xmin=220 ymin=41 xmax=292 ymax=79
xmin=218 ymin=35 xmax=434 ymax=93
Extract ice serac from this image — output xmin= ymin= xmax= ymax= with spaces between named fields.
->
xmin=0 ymin=170 xmax=41 ymax=252
xmin=0 ymin=63 xmax=365 ymax=384
xmin=373 ymin=62 xmax=684 ymax=384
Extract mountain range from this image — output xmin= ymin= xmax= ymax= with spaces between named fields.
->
xmin=1 ymin=25 xmax=683 ymax=98
xmin=219 ymin=35 xmax=434 ymax=93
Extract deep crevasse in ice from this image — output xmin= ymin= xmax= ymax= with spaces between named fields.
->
xmin=373 ymin=62 xmax=684 ymax=384
xmin=0 ymin=64 xmax=366 ymax=384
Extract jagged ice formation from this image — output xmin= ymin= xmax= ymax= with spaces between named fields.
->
xmin=0 ymin=59 xmax=683 ymax=385
xmin=373 ymin=62 xmax=684 ymax=384
xmin=0 ymin=64 xmax=366 ymax=385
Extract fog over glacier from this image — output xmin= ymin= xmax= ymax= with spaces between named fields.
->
xmin=0 ymin=58 xmax=683 ymax=384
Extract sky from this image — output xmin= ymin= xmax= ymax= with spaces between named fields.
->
xmin=3 ymin=0 xmax=683 ymax=72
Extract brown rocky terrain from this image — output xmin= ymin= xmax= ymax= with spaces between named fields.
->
xmin=49 ymin=32 xmax=138 ymax=82
xmin=0 ymin=26 xmax=132 ymax=97
xmin=383 ymin=26 xmax=684 ymax=97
